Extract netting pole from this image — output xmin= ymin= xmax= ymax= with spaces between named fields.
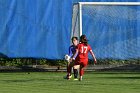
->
xmin=79 ymin=2 xmax=82 ymax=36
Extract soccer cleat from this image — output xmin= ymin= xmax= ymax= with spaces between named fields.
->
xmin=73 ymin=78 xmax=78 ymax=81
xmin=79 ymin=76 xmax=82 ymax=81
xmin=79 ymin=78 xmax=82 ymax=81
xmin=69 ymin=75 xmax=72 ymax=78
xmin=64 ymin=75 xmax=72 ymax=79
xmin=67 ymin=75 xmax=72 ymax=80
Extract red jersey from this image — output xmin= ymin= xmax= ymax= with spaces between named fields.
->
xmin=76 ymin=43 xmax=92 ymax=62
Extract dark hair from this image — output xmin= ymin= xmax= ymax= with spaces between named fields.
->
xmin=80 ymin=35 xmax=88 ymax=45
xmin=71 ymin=37 xmax=78 ymax=41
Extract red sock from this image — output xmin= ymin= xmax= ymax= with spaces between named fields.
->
xmin=67 ymin=66 xmax=72 ymax=75
xmin=80 ymin=68 xmax=84 ymax=76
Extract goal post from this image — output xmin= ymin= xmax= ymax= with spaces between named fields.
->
xmin=71 ymin=2 xmax=140 ymax=60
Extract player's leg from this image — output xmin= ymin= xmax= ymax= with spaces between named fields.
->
xmin=67 ymin=62 xmax=72 ymax=77
xmin=73 ymin=65 xmax=80 ymax=80
xmin=73 ymin=68 xmax=78 ymax=79
xmin=79 ymin=65 xmax=84 ymax=81
xmin=64 ymin=55 xmax=73 ymax=79
xmin=64 ymin=62 xmax=72 ymax=79
xmin=79 ymin=62 xmax=87 ymax=81
xmin=67 ymin=62 xmax=75 ymax=80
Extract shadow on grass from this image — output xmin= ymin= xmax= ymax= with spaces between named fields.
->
xmin=2 ymin=78 xmax=61 ymax=83
xmin=3 ymin=79 xmax=33 ymax=83
xmin=88 ymin=72 xmax=140 ymax=74
xmin=98 ymin=76 xmax=140 ymax=79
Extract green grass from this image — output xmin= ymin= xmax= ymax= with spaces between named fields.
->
xmin=0 ymin=72 xmax=140 ymax=93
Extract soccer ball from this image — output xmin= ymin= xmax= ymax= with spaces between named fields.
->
xmin=65 ymin=54 xmax=70 ymax=62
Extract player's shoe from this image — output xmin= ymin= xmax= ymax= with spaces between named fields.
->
xmin=79 ymin=76 xmax=82 ymax=81
xmin=79 ymin=78 xmax=82 ymax=81
xmin=67 ymin=75 xmax=72 ymax=80
xmin=63 ymin=75 xmax=72 ymax=79
xmin=73 ymin=78 xmax=78 ymax=81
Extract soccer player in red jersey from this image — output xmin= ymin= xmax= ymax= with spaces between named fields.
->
xmin=68 ymin=35 xmax=97 ymax=81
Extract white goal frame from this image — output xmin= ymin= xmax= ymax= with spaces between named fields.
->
xmin=78 ymin=2 xmax=140 ymax=36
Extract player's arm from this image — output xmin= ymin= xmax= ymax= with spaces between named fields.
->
xmin=70 ymin=49 xmax=78 ymax=62
xmin=89 ymin=50 xmax=97 ymax=64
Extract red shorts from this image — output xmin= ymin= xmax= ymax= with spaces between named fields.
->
xmin=74 ymin=59 xmax=88 ymax=68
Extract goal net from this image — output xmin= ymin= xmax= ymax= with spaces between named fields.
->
xmin=71 ymin=2 xmax=140 ymax=62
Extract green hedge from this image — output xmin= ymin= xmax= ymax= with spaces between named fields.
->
xmin=0 ymin=58 xmax=140 ymax=66
xmin=89 ymin=58 xmax=140 ymax=65
xmin=0 ymin=58 xmax=67 ymax=66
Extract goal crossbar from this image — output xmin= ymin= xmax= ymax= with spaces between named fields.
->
xmin=79 ymin=2 xmax=140 ymax=5
xmin=78 ymin=2 xmax=140 ymax=36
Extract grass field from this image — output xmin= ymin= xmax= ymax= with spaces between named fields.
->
xmin=0 ymin=72 xmax=140 ymax=93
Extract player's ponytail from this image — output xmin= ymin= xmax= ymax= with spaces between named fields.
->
xmin=80 ymin=35 xmax=88 ymax=46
